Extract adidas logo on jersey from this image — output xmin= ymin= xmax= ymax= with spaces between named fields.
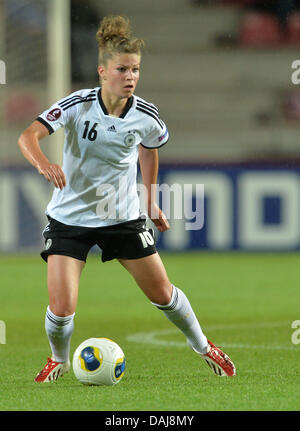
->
xmin=107 ymin=125 xmax=117 ymax=132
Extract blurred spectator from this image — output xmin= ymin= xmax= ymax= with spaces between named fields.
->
xmin=243 ymin=1 xmax=300 ymax=30
xmin=71 ymin=0 xmax=102 ymax=84
xmin=239 ymin=1 xmax=300 ymax=46
xmin=5 ymin=0 xmax=47 ymax=30
xmin=195 ymin=0 xmax=300 ymax=46
xmin=5 ymin=0 xmax=48 ymax=83
xmin=5 ymin=0 xmax=101 ymax=84
xmin=191 ymin=0 xmax=300 ymax=29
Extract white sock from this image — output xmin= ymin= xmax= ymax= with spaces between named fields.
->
xmin=152 ymin=285 xmax=208 ymax=354
xmin=45 ymin=306 xmax=75 ymax=363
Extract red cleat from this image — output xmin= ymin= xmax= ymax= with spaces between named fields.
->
xmin=202 ymin=340 xmax=236 ymax=377
xmin=34 ymin=357 xmax=70 ymax=383
xmin=188 ymin=339 xmax=236 ymax=377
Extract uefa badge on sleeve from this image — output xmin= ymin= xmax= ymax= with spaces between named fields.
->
xmin=46 ymin=108 xmax=61 ymax=122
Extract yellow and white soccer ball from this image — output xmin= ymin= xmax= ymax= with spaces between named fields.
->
xmin=72 ymin=338 xmax=126 ymax=386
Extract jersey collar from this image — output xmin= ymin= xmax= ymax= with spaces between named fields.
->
xmin=97 ymin=88 xmax=134 ymax=119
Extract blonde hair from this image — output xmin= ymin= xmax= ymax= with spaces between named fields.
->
xmin=96 ymin=15 xmax=145 ymax=66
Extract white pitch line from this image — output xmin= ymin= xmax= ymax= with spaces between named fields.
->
xmin=126 ymin=322 xmax=298 ymax=351
xmin=127 ymin=329 xmax=185 ymax=348
xmin=200 ymin=321 xmax=292 ymax=331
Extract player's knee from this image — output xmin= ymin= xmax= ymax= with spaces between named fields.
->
xmin=49 ymin=305 xmax=75 ymax=318
xmin=150 ymin=282 xmax=173 ymax=306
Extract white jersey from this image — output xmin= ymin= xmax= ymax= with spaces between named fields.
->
xmin=37 ymin=87 xmax=169 ymax=227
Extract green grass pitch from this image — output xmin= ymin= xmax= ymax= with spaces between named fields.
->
xmin=0 ymin=252 xmax=299 ymax=411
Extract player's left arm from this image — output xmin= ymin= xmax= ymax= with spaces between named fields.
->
xmin=138 ymin=145 xmax=170 ymax=232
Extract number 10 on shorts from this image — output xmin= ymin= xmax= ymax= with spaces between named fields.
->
xmin=139 ymin=231 xmax=154 ymax=248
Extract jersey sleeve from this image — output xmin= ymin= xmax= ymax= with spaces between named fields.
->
xmin=140 ymin=119 xmax=169 ymax=149
xmin=36 ymin=94 xmax=75 ymax=134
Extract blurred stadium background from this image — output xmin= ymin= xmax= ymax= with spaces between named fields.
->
xmin=1 ymin=0 xmax=300 ymax=254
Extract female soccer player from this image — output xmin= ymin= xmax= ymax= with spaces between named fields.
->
xmin=18 ymin=15 xmax=236 ymax=381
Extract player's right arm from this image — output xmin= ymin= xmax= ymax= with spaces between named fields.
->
xmin=18 ymin=120 xmax=66 ymax=190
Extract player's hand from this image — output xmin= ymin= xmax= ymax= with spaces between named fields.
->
xmin=148 ymin=202 xmax=170 ymax=232
xmin=37 ymin=162 xmax=66 ymax=190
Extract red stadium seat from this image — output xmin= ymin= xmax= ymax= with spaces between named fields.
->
xmin=286 ymin=13 xmax=300 ymax=45
xmin=4 ymin=92 xmax=40 ymax=123
xmin=282 ymin=91 xmax=300 ymax=122
xmin=239 ymin=12 xmax=281 ymax=47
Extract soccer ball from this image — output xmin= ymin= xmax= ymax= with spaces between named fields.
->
xmin=72 ymin=337 xmax=126 ymax=386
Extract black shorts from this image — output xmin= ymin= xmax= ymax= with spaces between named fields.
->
xmin=41 ymin=216 xmax=157 ymax=263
